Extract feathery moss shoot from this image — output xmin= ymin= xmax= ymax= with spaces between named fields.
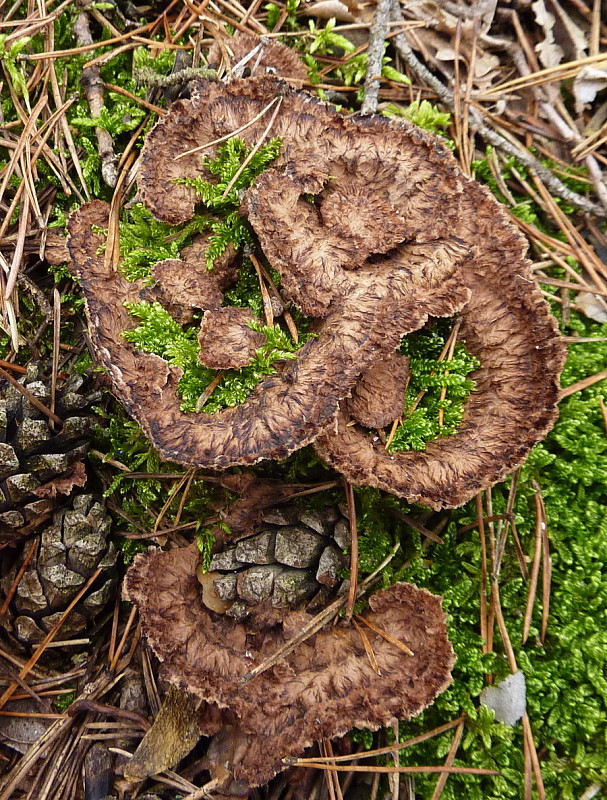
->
xmin=118 ymin=203 xmax=213 ymax=283
xmin=123 ymin=298 xmax=311 ymax=413
xmin=176 ymin=136 xmax=282 ymax=268
xmin=386 ymin=319 xmax=480 ymax=452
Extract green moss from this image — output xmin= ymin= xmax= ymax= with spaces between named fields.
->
xmin=118 ymin=203 xmax=214 ymax=283
xmin=383 ymin=99 xmax=451 ymax=134
xmin=122 ymin=299 xmax=312 ymax=414
xmin=386 ymin=320 xmax=480 ymax=452
xmin=375 ymin=313 xmax=607 ymax=799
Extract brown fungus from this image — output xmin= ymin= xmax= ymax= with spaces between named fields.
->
xmin=69 ymin=75 xmax=564 ymax=495
xmin=348 ymin=353 xmax=410 ymax=429
xmin=198 ymin=308 xmax=266 ymax=370
xmin=124 ymin=543 xmax=455 ymax=787
xmin=315 ymin=180 xmax=567 ymax=509
xmin=68 ymin=79 xmax=472 ymax=467
xmin=207 ymin=31 xmax=308 ymax=84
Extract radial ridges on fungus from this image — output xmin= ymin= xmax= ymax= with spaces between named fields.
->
xmin=68 ymin=73 xmax=565 ymax=509
xmin=65 ymin=33 xmax=567 ymax=791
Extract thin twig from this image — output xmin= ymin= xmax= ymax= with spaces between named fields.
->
xmin=389 ymin=0 xmax=605 ymax=218
xmin=360 ymin=0 xmax=391 ymax=115
xmin=344 ymin=478 xmax=359 ymax=621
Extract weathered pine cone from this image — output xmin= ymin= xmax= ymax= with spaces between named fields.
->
xmin=1 ymin=494 xmax=117 ymax=645
xmin=0 ymin=364 xmax=101 ymax=548
xmin=199 ymin=504 xmax=349 ymax=620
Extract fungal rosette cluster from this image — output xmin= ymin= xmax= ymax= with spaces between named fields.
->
xmin=68 ymin=72 xmax=565 ymax=509
xmin=67 ymin=40 xmax=566 ymax=789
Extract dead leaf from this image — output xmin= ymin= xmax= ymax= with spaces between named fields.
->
xmin=124 ymin=685 xmax=201 ymax=781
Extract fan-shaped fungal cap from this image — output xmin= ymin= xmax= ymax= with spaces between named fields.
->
xmin=124 ymin=544 xmax=455 ymax=786
xmin=198 ymin=308 xmax=266 ymax=370
xmin=314 ymin=180 xmax=567 ymax=509
xmin=69 ymin=75 xmax=564 ymax=498
xmin=207 ymin=31 xmax=308 ymax=84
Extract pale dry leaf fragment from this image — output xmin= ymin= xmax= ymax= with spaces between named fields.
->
xmin=480 ymin=671 xmax=527 ymax=726
xmin=574 ymin=62 xmax=607 ymax=107
xmin=532 ymin=0 xmax=565 ymax=68
xmin=572 ymin=291 xmax=607 ymax=323
xmin=124 ymin=684 xmax=201 ymax=781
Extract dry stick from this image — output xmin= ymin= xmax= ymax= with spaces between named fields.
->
xmin=344 ymin=478 xmax=359 ymax=621
xmin=0 ymin=365 xmax=62 ymax=425
xmin=74 ymin=12 xmax=118 ymax=188
xmin=0 ymin=568 xmax=103 ymax=711
xmin=360 ymin=0 xmax=391 ymax=114
xmin=388 ymin=1 xmax=605 ymax=218
xmin=430 ymin=720 xmax=465 ymax=800
xmin=560 ymin=368 xmax=607 ymax=399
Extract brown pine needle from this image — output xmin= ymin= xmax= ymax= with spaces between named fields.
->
xmin=430 ymin=720 xmax=465 ymax=800
xmin=250 ymin=252 xmax=274 ymax=327
xmin=284 ymin=763 xmax=498 ymax=776
xmin=533 ymin=481 xmax=551 ymax=643
xmin=175 ymin=96 xmax=281 ymax=160
xmin=522 ymin=484 xmax=545 ymax=644
xmin=220 ymin=96 xmax=283 ymax=200
xmin=344 ymin=478 xmax=359 ymax=621
xmin=560 ymin=369 xmax=607 ymax=399
xmin=196 ymin=371 xmax=224 ymax=411
xmin=0 ymin=366 xmax=62 ymax=425
xmin=352 ymin=618 xmax=382 ymax=675
xmin=475 ymin=494 xmax=489 ymax=654
xmin=291 ymin=718 xmax=466 ymax=765
xmin=354 ymin=613 xmax=414 ymax=657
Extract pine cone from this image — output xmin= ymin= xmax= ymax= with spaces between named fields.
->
xmin=1 ymin=494 xmax=118 ymax=645
xmin=0 ymin=364 xmax=101 ymax=548
xmin=199 ymin=504 xmax=349 ymax=621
